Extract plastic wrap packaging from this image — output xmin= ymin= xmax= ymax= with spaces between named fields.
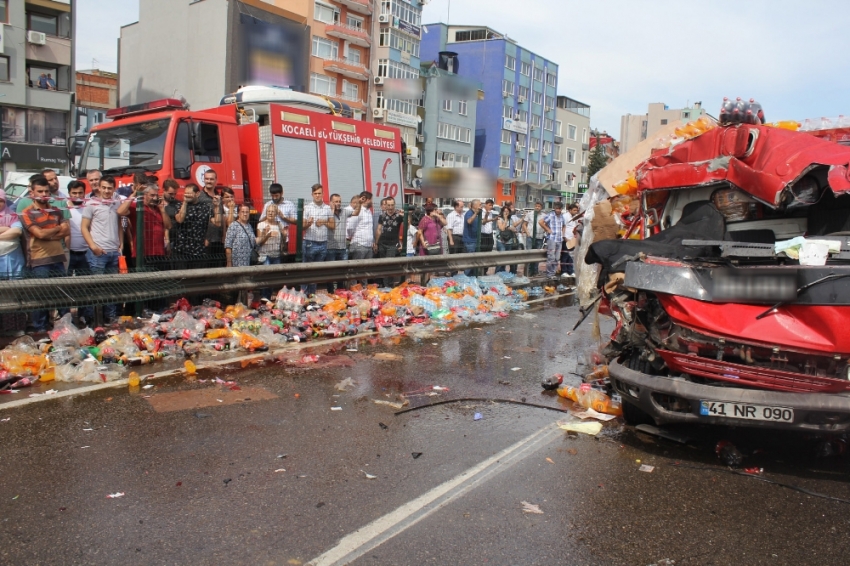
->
xmin=576 ymin=179 xmax=609 ymax=307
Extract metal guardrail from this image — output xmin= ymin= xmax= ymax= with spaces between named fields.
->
xmin=0 ymin=250 xmax=546 ymax=313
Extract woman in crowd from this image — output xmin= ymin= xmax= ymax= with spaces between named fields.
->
xmin=0 ymin=189 xmax=26 ymax=334
xmin=225 ymin=204 xmax=271 ymax=268
xmin=417 ymin=203 xmax=444 ymax=285
xmin=495 ymin=206 xmax=518 ymax=273
xmin=220 ymin=187 xmax=236 ymax=232
xmin=256 ymin=204 xmax=283 ymax=300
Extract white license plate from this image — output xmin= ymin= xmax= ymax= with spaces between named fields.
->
xmin=699 ymin=401 xmax=794 ymax=423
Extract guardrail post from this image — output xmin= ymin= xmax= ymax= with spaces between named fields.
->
xmin=135 ymin=191 xmax=144 ymax=316
xmin=402 ymin=203 xmax=410 ymax=260
xmin=475 ymin=207 xmax=483 ymax=276
xmin=529 ymin=209 xmax=539 ymax=276
xmin=295 ymin=198 xmax=304 ymax=263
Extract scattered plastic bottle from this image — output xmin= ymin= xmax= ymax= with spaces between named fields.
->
xmin=184 ymin=360 xmax=197 ymax=376
xmin=128 ymin=371 xmax=141 ymax=387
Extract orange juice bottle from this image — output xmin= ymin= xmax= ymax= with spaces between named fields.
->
xmin=183 ymin=360 xmax=197 ymax=375
xmin=128 ymin=371 xmax=141 ymax=387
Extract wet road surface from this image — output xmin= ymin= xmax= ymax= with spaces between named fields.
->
xmin=2 ymin=299 xmax=850 ymax=565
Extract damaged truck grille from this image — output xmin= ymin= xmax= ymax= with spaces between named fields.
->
xmin=657 ymin=350 xmax=850 ymax=393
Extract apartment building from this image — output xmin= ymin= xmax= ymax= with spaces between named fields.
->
xmin=121 ymin=0 xmax=373 ymax=119
xmin=371 ymin=0 xmax=423 ymax=146
xmin=421 ymin=23 xmax=558 ymax=207
xmin=0 ymin=0 xmax=74 ymax=176
xmin=74 ymin=68 xmax=116 ymax=136
xmin=620 ymin=101 xmax=706 ymax=154
xmin=554 ymin=95 xmax=589 ymax=203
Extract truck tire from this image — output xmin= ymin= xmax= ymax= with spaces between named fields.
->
xmin=621 ymin=399 xmax=655 ymax=426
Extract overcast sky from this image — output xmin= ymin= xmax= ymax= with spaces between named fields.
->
xmin=77 ymin=0 xmax=850 ymax=136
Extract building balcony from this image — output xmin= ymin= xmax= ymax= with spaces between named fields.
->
xmin=325 ymin=22 xmax=371 ymax=48
xmin=26 ymin=35 xmax=72 ymax=66
xmin=554 ymin=135 xmax=564 ymax=145
xmin=333 ymin=0 xmax=373 ymax=16
xmin=26 ymin=86 xmax=72 ymax=112
xmin=552 ymin=160 xmax=562 ymax=169
xmin=322 ymin=58 xmax=370 ymax=81
xmin=337 ymin=91 xmax=366 ymax=107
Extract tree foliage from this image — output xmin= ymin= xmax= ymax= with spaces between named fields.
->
xmin=586 ymin=139 xmax=609 ymax=179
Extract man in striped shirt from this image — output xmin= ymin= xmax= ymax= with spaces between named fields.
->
xmin=538 ymin=201 xmax=565 ymax=278
xmin=20 ymin=176 xmax=69 ymax=332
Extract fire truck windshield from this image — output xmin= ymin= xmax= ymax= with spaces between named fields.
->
xmin=80 ymin=118 xmax=170 ymax=175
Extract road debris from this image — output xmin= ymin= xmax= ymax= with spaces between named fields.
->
xmin=521 ymin=501 xmax=544 ymax=514
xmin=361 ymin=470 xmax=377 ymax=479
xmin=639 ymin=464 xmax=655 ymax=473
xmin=473 ymin=413 xmax=482 ymax=421
xmin=411 ymin=452 xmax=423 ymax=459
xmin=330 ymin=407 xmax=343 ymax=411
xmin=557 ymin=420 xmax=603 ymax=436
xmin=274 ymin=469 xmax=286 ymax=473
xmin=716 ymin=440 xmax=744 ymax=468
xmin=334 ymin=377 xmax=355 ymax=391
xmin=106 ymin=492 xmax=125 ymax=499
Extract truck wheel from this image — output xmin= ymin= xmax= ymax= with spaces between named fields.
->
xmin=622 ymin=400 xmax=655 ymax=426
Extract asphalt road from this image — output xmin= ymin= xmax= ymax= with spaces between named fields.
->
xmin=2 ymin=298 xmax=850 ymax=565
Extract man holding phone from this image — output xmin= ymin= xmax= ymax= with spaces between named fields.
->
xmin=128 ymin=184 xmax=172 ymax=267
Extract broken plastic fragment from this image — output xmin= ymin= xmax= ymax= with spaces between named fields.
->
xmin=334 ymin=377 xmax=355 ymax=391
xmin=639 ymin=464 xmax=655 ymax=473
xmin=331 ymin=406 xmax=343 ymax=411
xmin=521 ymin=501 xmax=544 ymax=514
xmin=473 ymin=413 xmax=482 ymax=421
xmin=142 ymin=384 xmax=155 ymax=390
xmin=361 ymin=470 xmax=377 ymax=480
xmin=106 ymin=492 xmax=125 ymax=499
xmin=274 ymin=469 xmax=286 ymax=473
xmin=510 ymin=367 xmax=522 ymax=371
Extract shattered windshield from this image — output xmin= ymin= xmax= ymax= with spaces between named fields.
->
xmin=80 ymin=119 xmax=170 ymax=175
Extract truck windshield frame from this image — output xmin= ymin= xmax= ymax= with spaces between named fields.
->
xmin=80 ymin=118 xmax=171 ymax=175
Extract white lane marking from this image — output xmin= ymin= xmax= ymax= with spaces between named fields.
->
xmin=307 ymin=423 xmax=561 ymax=566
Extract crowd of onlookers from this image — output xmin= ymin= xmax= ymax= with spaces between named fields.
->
xmin=0 ymin=167 xmax=580 ymax=334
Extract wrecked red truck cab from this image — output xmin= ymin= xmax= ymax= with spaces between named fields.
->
xmin=586 ymin=119 xmax=850 ymax=431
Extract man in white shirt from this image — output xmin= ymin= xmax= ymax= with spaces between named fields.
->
xmin=262 ymin=183 xmax=298 ymax=242
xmin=562 ymin=203 xmax=580 ymax=276
xmin=347 ymin=191 xmax=374 ymax=260
xmin=480 ymin=199 xmax=496 ymax=252
xmin=444 ymin=199 xmax=465 ymax=254
xmin=64 ymin=180 xmax=94 ymax=323
xmin=301 ymin=183 xmax=335 ymax=294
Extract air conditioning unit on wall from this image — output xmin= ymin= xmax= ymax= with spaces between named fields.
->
xmin=374 ymin=76 xmax=384 ymax=85
xmin=373 ymin=108 xmax=385 ymax=119
xmin=378 ymin=14 xmax=389 ymax=23
xmin=27 ymin=31 xmax=47 ymax=45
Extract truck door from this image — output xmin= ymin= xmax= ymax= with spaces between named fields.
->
xmin=273 ymin=136 xmax=320 ymax=203
xmin=326 ymin=143 xmax=365 ymax=205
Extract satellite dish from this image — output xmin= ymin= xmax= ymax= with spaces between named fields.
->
xmin=415 ymin=169 xmax=423 ymax=179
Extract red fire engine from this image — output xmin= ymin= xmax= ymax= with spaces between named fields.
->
xmin=77 ymin=90 xmax=405 ymax=209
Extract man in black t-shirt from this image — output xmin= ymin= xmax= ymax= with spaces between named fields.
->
xmin=375 ymin=197 xmax=403 ymax=287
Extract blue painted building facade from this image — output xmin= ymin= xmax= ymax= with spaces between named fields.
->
xmin=421 ymin=24 xmax=559 ymax=205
